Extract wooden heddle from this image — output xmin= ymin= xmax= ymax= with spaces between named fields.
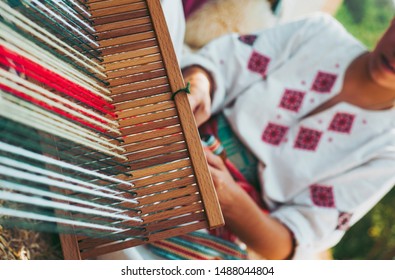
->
xmin=0 ymin=0 xmax=224 ymax=260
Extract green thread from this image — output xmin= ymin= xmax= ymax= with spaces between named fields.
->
xmin=22 ymin=1 xmax=101 ymax=59
xmin=171 ymin=82 xmax=191 ymax=100
xmin=42 ymin=0 xmax=97 ymax=40
xmin=62 ymin=0 xmax=93 ymax=24
xmin=0 ymin=118 xmax=130 ymax=178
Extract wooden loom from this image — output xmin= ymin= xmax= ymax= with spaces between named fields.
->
xmin=0 ymin=0 xmax=224 ymax=260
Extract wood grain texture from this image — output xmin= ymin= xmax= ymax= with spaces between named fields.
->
xmin=146 ymin=0 xmax=224 ymax=229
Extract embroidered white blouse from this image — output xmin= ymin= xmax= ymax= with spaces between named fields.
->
xmin=181 ymin=13 xmax=395 ymax=258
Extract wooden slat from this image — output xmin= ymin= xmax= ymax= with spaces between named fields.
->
xmin=123 ymin=118 xmax=180 ymax=137
xmin=141 ymin=203 xmax=204 ymax=224
xmin=129 ymin=150 xmax=189 ymax=170
xmin=89 ymin=0 xmax=143 ymax=10
xmin=106 ymin=60 xmax=163 ymax=80
xmin=79 ymin=211 xmax=201 ymax=246
xmin=146 ymin=0 xmax=224 ymax=229
xmin=122 ymin=132 xmax=183 ymax=154
xmin=75 ymin=194 xmax=204 ymax=255
xmin=127 ymin=141 xmax=186 ymax=161
xmin=79 ymin=212 xmax=206 ymax=258
xmin=103 ymin=46 xmax=159 ymax=64
xmin=92 ymin=10 xmax=149 ymax=25
xmin=78 ymin=229 xmax=144 ymax=251
xmin=118 ymin=108 xmax=177 ymax=128
xmin=146 ymin=221 xmax=209 ymax=242
xmin=99 ymin=31 xmax=155 ymax=48
xmin=105 ymin=54 xmax=162 ymax=74
xmin=134 ymin=177 xmax=196 ymax=197
xmin=111 ymin=83 xmax=169 ymax=103
xmin=132 ymin=167 xmax=193 ymax=188
xmin=127 ymin=158 xmax=191 ymax=179
xmin=116 ymin=92 xmax=170 ymax=110
xmin=91 ymin=2 xmax=147 ymax=18
xmin=137 ymin=185 xmax=199 ymax=205
xmin=110 ymin=76 xmax=167 ymax=95
xmin=109 ymin=69 xmax=166 ymax=87
xmin=140 ymin=193 xmax=201 ymax=215
xmin=97 ymin=24 xmax=153 ymax=41
xmin=95 ymin=17 xmax=151 ymax=33
xmin=117 ymin=100 xmax=175 ymax=119
xmin=100 ymin=39 xmax=157 ymax=57
xmin=123 ymin=125 xmax=182 ymax=145
xmin=79 ymin=220 xmax=207 ymax=259
xmin=144 ymin=212 xmax=206 ymax=233
xmin=76 ymin=222 xmax=143 ymax=242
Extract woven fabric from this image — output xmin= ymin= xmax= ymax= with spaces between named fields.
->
xmin=147 ymin=231 xmax=248 ymax=260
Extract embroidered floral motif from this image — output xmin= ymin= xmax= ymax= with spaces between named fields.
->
xmin=239 ymin=34 xmax=258 ymax=46
xmin=310 ymin=184 xmax=335 ymax=208
xmin=336 ymin=212 xmax=352 ymax=230
xmin=294 ymin=127 xmax=323 ymax=151
xmin=311 ymin=71 xmax=337 ymax=93
xmin=248 ymin=50 xmax=270 ymax=78
xmin=261 ymin=123 xmax=289 ymax=146
xmin=328 ymin=112 xmax=355 ymax=133
xmin=279 ymin=89 xmax=306 ymax=112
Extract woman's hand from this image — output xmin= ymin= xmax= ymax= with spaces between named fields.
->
xmin=182 ymin=66 xmax=213 ymax=126
xmin=204 ymin=148 xmax=294 ymax=259
xmin=204 ymin=148 xmax=242 ymax=213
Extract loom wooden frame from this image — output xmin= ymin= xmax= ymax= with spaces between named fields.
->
xmin=58 ymin=0 xmax=224 ymax=260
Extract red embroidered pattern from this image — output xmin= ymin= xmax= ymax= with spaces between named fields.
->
xmin=279 ymin=89 xmax=306 ymax=112
xmin=294 ymin=127 xmax=322 ymax=151
xmin=329 ymin=113 xmax=355 ymax=133
xmin=311 ymin=71 xmax=337 ymax=93
xmin=248 ymin=50 xmax=270 ymax=77
xmin=310 ymin=184 xmax=335 ymax=208
xmin=239 ymin=35 xmax=258 ymax=46
xmin=336 ymin=212 xmax=352 ymax=230
xmin=261 ymin=123 xmax=289 ymax=146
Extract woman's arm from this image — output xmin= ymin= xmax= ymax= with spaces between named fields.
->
xmin=204 ymin=149 xmax=294 ymax=259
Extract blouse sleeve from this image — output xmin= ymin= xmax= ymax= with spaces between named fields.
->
xmin=180 ymin=13 xmax=351 ymax=114
xmin=270 ymin=154 xmax=395 ymax=259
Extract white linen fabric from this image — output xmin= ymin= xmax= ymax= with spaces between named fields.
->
xmin=161 ymin=0 xmax=185 ymax=63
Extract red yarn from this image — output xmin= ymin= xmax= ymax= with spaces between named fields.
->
xmin=0 ymin=45 xmax=116 ymax=118
xmin=1 ymin=58 xmax=114 ymax=127
xmin=0 ymin=83 xmax=107 ymax=134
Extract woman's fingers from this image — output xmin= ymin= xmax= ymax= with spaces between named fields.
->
xmin=182 ymin=66 xmax=212 ymax=126
xmin=186 ymin=82 xmax=211 ymax=126
xmin=207 ymin=164 xmax=226 ymax=190
xmin=194 ymin=103 xmax=211 ymax=126
xmin=204 ymin=148 xmax=224 ymax=170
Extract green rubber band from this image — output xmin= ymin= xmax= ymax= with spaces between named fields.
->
xmin=171 ymin=82 xmax=191 ymax=100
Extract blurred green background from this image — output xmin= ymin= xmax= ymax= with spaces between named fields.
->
xmin=332 ymin=0 xmax=395 ymax=260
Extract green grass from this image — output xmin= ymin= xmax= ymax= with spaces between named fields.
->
xmin=335 ymin=0 xmax=394 ymax=49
